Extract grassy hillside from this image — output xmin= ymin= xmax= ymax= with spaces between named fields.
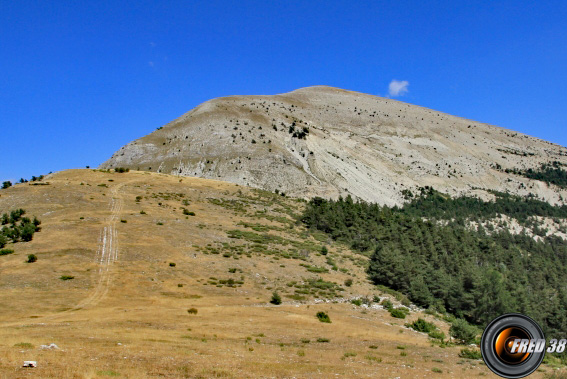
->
xmin=0 ymin=169 xmax=559 ymax=377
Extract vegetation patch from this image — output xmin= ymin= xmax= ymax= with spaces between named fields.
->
xmin=459 ymin=348 xmax=482 ymax=359
xmin=302 ymin=193 xmax=567 ymax=335
xmin=316 ymin=311 xmax=331 ymax=323
xmin=1 ymin=209 xmax=41 ymax=247
xmin=270 ymin=291 xmax=282 ymax=305
xmin=504 ymin=162 xmax=567 ymax=188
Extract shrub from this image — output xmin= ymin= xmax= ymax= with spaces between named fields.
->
xmin=187 ymin=308 xmax=198 ymax=315
xmin=20 ymin=223 xmax=36 ymax=242
xmin=389 ymin=308 xmax=407 ymax=319
xmin=60 ymin=275 xmax=75 ymax=280
xmin=0 ymin=234 xmax=6 ymax=248
xmin=407 ymin=318 xmax=437 ymax=333
xmin=270 ymin=291 xmax=282 ymax=305
xmin=0 ymin=249 xmax=14 ymax=256
xmin=2 ymin=181 xmax=12 ymax=189
xmin=450 ymin=319 xmax=478 ymax=344
xmin=120 ymin=219 xmax=127 ymax=223
xmin=459 ymin=348 xmax=482 ymax=359
xmin=115 ymin=167 xmax=129 ymax=173
xmin=381 ymin=299 xmax=393 ymax=310
xmin=344 ymin=278 xmax=353 ymax=287
xmin=140 ymin=210 xmax=146 ymax=214
xmin=321 ymin=246 xmax=328 ymax=255
xmin=26 ymin=254 xmax=37 ymax=263
xmin=316 ymin=311 xmax=331 ymax=323
xmin=351 ymin=299 xmax=362 ymax=306
xmin=183 ymin=209 xmax=195 ymax=216
xmin=135 ymin=196 xmax=142 ymax=202
xmin=428 ymin=330 xmax=446 ymax=341
xmin=316 ymin=337 xmax=330 ymax=343
xmin=169 ymin=262 xmax=176 ymax=267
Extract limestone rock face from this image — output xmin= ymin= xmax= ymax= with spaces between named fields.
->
xmin=100 ymin=86 xmax=567 ymax=205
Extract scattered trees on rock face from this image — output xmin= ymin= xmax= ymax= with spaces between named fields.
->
xmin=302 ymin=192 xmax=567 ymax=335
xmin=0 ymin=209 xmax=41 ymax=247
xmin=504 ymin=161 xmax=567 ymax=188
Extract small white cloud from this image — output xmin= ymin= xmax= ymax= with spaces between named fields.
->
xmin=388 ymin=80 xmax=409 ymax=97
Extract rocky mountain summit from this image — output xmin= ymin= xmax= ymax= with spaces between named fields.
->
xmin=101 ymin=86 xmax=567 ymax=205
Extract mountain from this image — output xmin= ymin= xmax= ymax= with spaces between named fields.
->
xmin=101 ymin=86 xmax=567 ymax=206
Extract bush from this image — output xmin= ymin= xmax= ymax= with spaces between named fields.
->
xmin=169 ymin=262 xmax=176 ymax=267
xmin=316 ymin=311 xmax=331 ymax=323
xmin=344 ymin=278 xmax=353 ymax=287
xmin=115 ymin=167 xmax=129 ymax=173
xmin=60 ymin=275 xmax=74 ymax=280
xmin=270 ymin=291 xmax=282 ymax=305
xmin=316 ymin=337 xmax=330 ymax=343
xmin=351 ymin=298 xmax=362 ymax=306
xmin=381 ymin=299 xmax=393 ymax=310
xmin=321 ymin=246 xmax=328 ymax=255
xmin=20 ymin=224 xmax=35 ymax=242
xmin=428 ymin=330 xmax=446 ymax=341
xmin=2 ymin=181 xmax=12 ymax=189
xmin=389 ymin=308 xmax=407 ymax=319
xmin=450 ymin=319 xmax=478 ymax=344
xmin=459 ymin=348 xmax=482 ymax=359
xmin=187 ymin=308 xmax=198 ymax=315
xmin=26 ymin=254 xmax=37 ymax=263
xmin=407 ymin=318 xmax=437 ymax=333
xmin=183 ymin=209 xmax=195 ymax=216
xmin=120 ymin=219 xmax=127 ymax=223
xmin=0 ymin=248 xmax=14 ymax=256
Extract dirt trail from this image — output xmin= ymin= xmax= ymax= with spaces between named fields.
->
xmin=72 ymin=182 xmax=124 ymax=310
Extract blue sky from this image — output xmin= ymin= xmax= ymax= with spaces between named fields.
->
xmin=1 ymin=1 xmax=566 ymax=182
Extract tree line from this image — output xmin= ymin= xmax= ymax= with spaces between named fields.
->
xmin=302 ymin=192 xmax=567 ymax=335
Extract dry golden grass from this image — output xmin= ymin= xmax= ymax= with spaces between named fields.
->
xmin=0 ymin=169 xmax=551 ymax=377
